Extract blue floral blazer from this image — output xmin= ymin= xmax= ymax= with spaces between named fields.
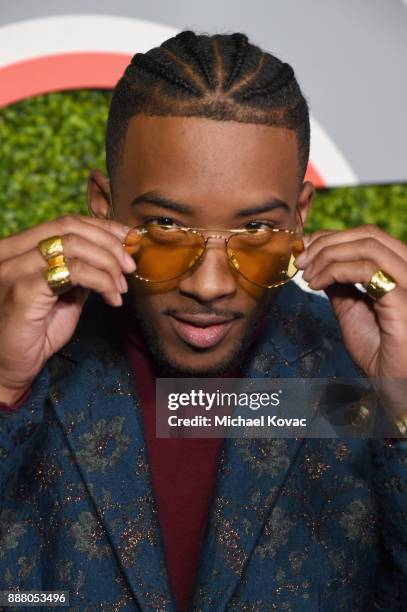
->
xmin=1 ymin=282 xmax=406 ymax=611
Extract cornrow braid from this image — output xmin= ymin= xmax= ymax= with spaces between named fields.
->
xmin=224 ymin=33 xmax=249 ymax=91
xmin=106 ymin=31 xmax=310 ymax=187
xmin=173 ymin=30 xmax=215 ymax=89
xmin=237 ymin=62 xmax=295 ymax=101
xmin=129 ymin=53 xmax=201 ymax=96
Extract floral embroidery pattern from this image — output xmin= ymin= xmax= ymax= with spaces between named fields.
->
xmin=256 ymin=507 xmax=293 ymax=560
xmin=0 ymin=509 xmax=27 ymax=560
xmin=75 ymin=416 xmax=130 ymax=473
xmin=339 ymin=499 xmax=376 ymax=546
xmin=70 ymin=511 xmax=111 ymax=560
xmin=236 ymin=439 xmax=290 ymax=478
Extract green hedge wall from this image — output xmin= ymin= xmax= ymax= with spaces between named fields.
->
xmin=0 ymin=90 xmax=406 ymax=242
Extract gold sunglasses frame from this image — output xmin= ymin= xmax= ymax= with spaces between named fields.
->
xmin=123 ymin=223 xmax=303 ymax=288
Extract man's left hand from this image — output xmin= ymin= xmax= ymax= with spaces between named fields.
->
xmin=295 ymin=224 xmax=407 ymax=379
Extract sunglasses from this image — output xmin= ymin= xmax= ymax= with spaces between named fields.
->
xmin=123 ymin=223 xmax=304 ymax=288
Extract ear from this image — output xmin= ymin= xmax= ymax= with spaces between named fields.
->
xmin=296 ymin=180 xmax=314 ymax=232
xmin=87 ymin=169 xmax=113 ymax=220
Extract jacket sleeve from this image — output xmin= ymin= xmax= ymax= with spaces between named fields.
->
xmin=0 ymin=365 xmax=51 ymax=502
xmin=327 ymin=307 xmax=407 ymax=608
xmin=369 ymin=438 xmax=407 ymax=609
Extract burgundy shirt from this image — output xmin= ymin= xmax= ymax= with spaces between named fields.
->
xmin=121 ymin=330 xmax=224 ymax=610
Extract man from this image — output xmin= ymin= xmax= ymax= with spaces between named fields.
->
xmin=0 ymin=30 xmax=406 ymax=611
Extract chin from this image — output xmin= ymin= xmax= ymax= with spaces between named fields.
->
xmin=154 ymin=341 xmax=245 ymax=377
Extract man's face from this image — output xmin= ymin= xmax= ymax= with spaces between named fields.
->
xmin=90 ymin=115 xmax=313 ymax=375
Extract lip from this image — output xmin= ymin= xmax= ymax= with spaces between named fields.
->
xmin=169 ymin=315 xmax=236 ymax=349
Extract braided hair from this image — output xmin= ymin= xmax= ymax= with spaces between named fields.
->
xmin=106 ymin=31 xmax=310 ymax=186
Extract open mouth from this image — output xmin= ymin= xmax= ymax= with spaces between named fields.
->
xmin=168 ymin=315 xmax=236 ymax=349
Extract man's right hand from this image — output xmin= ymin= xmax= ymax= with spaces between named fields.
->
xmin=0 ymin=214 xmax=138 ymax=404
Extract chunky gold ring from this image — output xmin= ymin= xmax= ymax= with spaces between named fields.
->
xmin=38 ymin=235 xmax=73 ymax=296
xmin=366 ymin=269 xmax=397 ymax=301
xmin=394 ymin=414 xmax=407 ymax=438
xmin=38 ymin=235 xmax=64 ymax=260
xmin=350 ymin=404 xmax=371 ymax=433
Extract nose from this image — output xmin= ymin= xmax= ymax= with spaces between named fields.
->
xmin=177 ymin=238 xmax=237 ymax=303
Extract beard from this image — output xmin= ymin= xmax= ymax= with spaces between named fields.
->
xmin=119 ymin=285 xmax=273 ymax=378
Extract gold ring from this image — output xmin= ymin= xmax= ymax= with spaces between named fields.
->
xmin=38 ymin=235 xmax=73 ymax=296
xmin=394 ymin=414 xmax=407 ymax=438
xmin=38 ymin=235 xmax=64 ymax=260
xmin=350 ymin=404 xmax=371 ymax=432
xmin=366 ymin=269 xmax=397 ymax=301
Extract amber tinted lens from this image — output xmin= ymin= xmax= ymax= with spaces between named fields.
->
xmin=128 ymin=225 xmax=205 ymax=282
xmin=227 ymin=230 xmax=304 ymax=288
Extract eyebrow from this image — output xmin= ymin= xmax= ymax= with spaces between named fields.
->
xmin=236 ymin=199 xmax=290 ymax=216
xmin=131 ymin=191 xmax=290 ymax=216
xmin=131 ymin=192 xmax=192 ymax=214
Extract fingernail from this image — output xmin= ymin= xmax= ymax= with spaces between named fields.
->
xmin=123 ymin=250 xmax=136 ymax=271
xmin=115 ymin=276 xmax=124 ymax=293
xmin=295 ymin=253 xmax=307 ymax=267
xmin=119 ymin=274 xmax=128 ymax=293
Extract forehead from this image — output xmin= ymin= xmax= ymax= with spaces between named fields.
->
xmin=119 ymin=114 xmax=301 ymax=205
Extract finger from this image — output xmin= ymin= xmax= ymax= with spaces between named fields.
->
xmin=0 ymin=236 xmax=140 ymax=296
xmin=301 ymin=238 xmax=407 ymax=289
xmin=297 ymin=225 xmax=407 ymax=267
xmin=0 ymin=214 xmax=136 ymax=263
xmin=303 ymin=229 xmax=336 ymax=246
xmin=58 ymin=233 xmax=138 ymax=293
xmin=65 ymin=258 xmax=124 ymax=306
xmin=80 ymin=216 xmax=141 ymax=245
xmin=47 ymin=258 xmax=123 ymax=306
xmin=9 ymin=258 xmax=123 ymax=310
xmin=0 ymin=215 xmax=139 ymax=275
xmin=307 ymin=260 xmax=404 ymax=305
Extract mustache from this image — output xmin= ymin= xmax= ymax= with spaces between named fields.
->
xmin=164 ymin=306 xmax=245 ymax=320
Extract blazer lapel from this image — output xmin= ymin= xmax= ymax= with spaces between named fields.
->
xmin=190 ymin=283 xmax=333 ymax=610
xmin=47 ymin=293 xmax=176 ymax=611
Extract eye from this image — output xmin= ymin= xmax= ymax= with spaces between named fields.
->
xmin=145 ymin=216 xmax=178 ymax=227
xmin=244 ymin=220 xmax=276 ymax=231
